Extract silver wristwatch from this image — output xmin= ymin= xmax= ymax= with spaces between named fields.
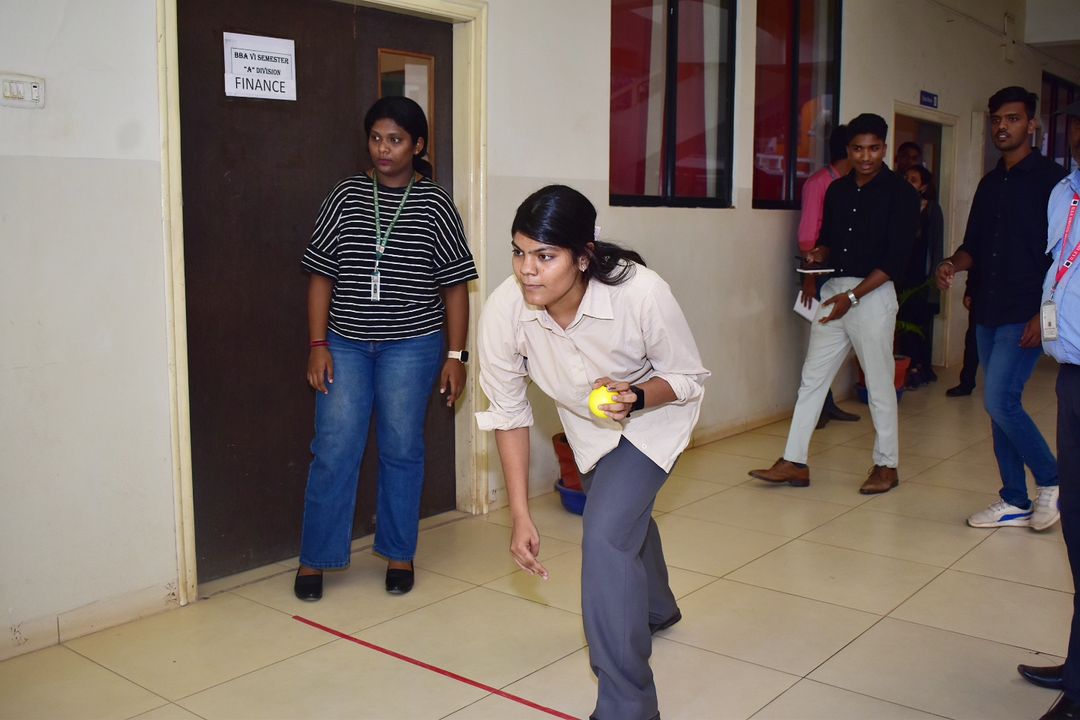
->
xmin=846 ymin=290 xmax=859 ymax=306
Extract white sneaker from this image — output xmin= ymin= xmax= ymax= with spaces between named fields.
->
xmin=1031 ymin=486 xmax=1061 ymax=531
xmin=967 ymin=500 xmax=1033 ymax=528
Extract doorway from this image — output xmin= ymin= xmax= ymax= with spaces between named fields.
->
xmin=177 ymin=0 xmax=457 ymax=582
xmin=894 ymin=105 xmax=957 ymax=369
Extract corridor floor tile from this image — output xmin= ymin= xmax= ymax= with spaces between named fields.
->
xmin=64 ymin=592 xmax=331 ymax=701
xmin=356 ymin=587 xmax=586 ymax=690
xmin=0 ymin=645 xmax=164 ymax=720
xmin=671 ymin=486 xmax=851 ymax=538
xmin=952 ymin=529 xmax=1074 ymax=592
xmin=800 ymin=507 xmax=988 ymax=567
xmin=891 ymin=569 xmax=1072 ymax=656
xmin=654 ymin=514 xmax=789 ymax=577
xmin=751 ymin=679 xmax=945 ymax=719
xmin=726 ymin=540 xmax=941 ymax=615
xmin=809 ymin=618 xmax=1063 ymax=720
xmin=662 ymin=579 xmax=879 ymax=676
xmin=178 ymin=637 xmax=484 ymax=720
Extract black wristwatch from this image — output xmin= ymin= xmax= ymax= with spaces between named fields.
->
xmin=629 ymin=385 xmax=646 ymax=414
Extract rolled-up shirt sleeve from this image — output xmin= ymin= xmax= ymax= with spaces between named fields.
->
xmin=640 ymin=279 xmax=710 ymax=402
xmin=475 ymin=289 xmax=534 ymax=431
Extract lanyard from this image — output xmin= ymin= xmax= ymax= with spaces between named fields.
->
xmin=372 ymin=174 xmax=414 ymax=271
xmin=1050 ymin=192 xmax=1080 ymax=300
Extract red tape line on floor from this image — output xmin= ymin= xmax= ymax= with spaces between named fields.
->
xmin=293 ymin=615 xmax=580 ymax=720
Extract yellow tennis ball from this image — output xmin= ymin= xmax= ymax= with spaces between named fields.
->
xmin=588 ymin=386 xmax=621 ymax=419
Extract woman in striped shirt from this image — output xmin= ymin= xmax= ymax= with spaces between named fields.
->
xmin=294 ymin=96 xmax=477 ymax=600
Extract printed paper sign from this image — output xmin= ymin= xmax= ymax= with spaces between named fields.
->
xmin=223 ymin=32 xmax=296 ymax=101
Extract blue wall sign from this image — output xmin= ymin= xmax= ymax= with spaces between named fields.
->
xmin=920 ymin=90 xmax=939 ymax=109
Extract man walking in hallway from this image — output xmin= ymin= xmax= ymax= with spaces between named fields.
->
xmin=1016 ymin=99 xmax=1080 ymax=720
xmin=750 ymin=113 xmax=919 ymax=495
xmin=936 ymin=86 xmax=1066 ymax=531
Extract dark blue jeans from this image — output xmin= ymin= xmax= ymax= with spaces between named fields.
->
xmin=299 ymin=329 xmax=444 ymax=566
xmin=976 ymin=323 xmax=1057 ymax=508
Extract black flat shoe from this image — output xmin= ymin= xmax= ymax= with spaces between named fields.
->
xmin=385 ymin=564 xmax=415 ymax=595
xmin=649 ymin=609 xmax=682 ymax=634
xmin=1018 ymin=663 xmax=1065 ymax=690
xmin=294 ymin=569 xmax=323 ymax=601
xmin=946 ymin=384 xmax=974 ymax=397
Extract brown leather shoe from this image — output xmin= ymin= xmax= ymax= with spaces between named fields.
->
xmin=860 ymin=465 xmax=899 ymax=494
xmin=749 ymin=458 xmax=810 ymax=487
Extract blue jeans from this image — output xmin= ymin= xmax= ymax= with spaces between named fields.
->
xmin=299 ymin=329 xmax=444 ymax=566
xmin=976 ymin=323 xmax=1057 ymax=508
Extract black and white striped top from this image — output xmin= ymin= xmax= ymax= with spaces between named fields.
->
xmin=302 ymin=173 xmax=478 ymax=341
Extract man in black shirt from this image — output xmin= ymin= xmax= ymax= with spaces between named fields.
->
xmin=751 ymin=114 xmax=919 ymax=494
xmin=937 ymin=86 xmax=1066 ymax=531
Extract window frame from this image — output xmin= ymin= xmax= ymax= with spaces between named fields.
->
xmin=1042 ymin=72 xmax=1079 ymax=174
xmin=609 ymin=0 xmax=739 ymax=209
xmin=751 ymin=0 xmax=843 ymax=210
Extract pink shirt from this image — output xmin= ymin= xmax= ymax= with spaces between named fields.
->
xmin=797 ymin=165 xmax=842 ymax=252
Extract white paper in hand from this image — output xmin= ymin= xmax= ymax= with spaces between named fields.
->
xmin=794 ymin=291 xmax=820 ymax=322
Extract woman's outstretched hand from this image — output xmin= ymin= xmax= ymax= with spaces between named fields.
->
xmin=510 ymin=515 xmax=549 ymax=580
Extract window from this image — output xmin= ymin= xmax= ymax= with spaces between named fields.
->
xmin=610 ymin=0 xmax=737 ymax=207
xmin=752 ymin=0 xmax=841 ymax=208
xmin=1042 ymin=72 xmax=1079 ymax=173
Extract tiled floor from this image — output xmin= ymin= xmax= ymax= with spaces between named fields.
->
xmin=1 ymin=361 xmax=1073 ymax=720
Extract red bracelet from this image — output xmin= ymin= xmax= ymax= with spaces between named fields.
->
xmin=309 ymin=340 xmax=330 ymax=348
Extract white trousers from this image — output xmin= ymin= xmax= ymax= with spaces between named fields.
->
xmin=783 ymin=277 xmax=900 ymax=468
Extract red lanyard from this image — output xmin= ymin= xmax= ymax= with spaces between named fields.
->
xmin=1051 ymin=192 xmax=1080 ymax=298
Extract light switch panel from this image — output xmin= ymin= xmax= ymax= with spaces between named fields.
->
xmin=1 ymin=73 xmax=46 ymax=109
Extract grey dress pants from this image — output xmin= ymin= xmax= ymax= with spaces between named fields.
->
xmin=580 ymin=436 xmax=677 ymax=720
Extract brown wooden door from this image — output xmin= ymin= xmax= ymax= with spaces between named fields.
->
xmin=178 ymin=0 xmax=456 ymax=582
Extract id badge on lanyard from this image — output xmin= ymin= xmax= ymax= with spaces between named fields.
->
xmin=1043 ymin=193 xmax=1080 ymax=342
xmin=370 ymin=270 xmax=381 ymax=301
xmin=1041 ymin=300 xmax=1058 ymax=341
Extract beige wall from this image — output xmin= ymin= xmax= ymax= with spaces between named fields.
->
xmin=0 ymin=1 xmax=179 ymax=659
xmin=2 ymin=0 xmax=1079 ymax=659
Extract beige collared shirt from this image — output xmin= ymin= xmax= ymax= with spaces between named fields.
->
xmin=476 ymin=265 xmax=709 ymax=473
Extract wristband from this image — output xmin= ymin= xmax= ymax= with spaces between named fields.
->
xmin=629 ymin=385 xmax=646 ymax=414
xmin=846 ymin=290 xmax=859 ymax=306
xmin=310 ymin=340 xmax=330 ymax=348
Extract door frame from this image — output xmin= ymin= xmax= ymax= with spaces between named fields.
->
xmin=157 ymin=0 xmax=489 ymax=604
xmin=892 ymin=100 xmax=959 ymax=368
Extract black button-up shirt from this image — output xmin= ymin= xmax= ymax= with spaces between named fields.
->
xmin=957 ymin=149 xmax=1066 ymax=326
xmin=818 ymin=167 xmax=920 ymax=281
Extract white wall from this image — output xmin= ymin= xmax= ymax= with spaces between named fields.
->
xmin=0 ymin=1 xmax=179 ymax=659
xmin=2 ymin=0 xmax=1079 ymax=661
